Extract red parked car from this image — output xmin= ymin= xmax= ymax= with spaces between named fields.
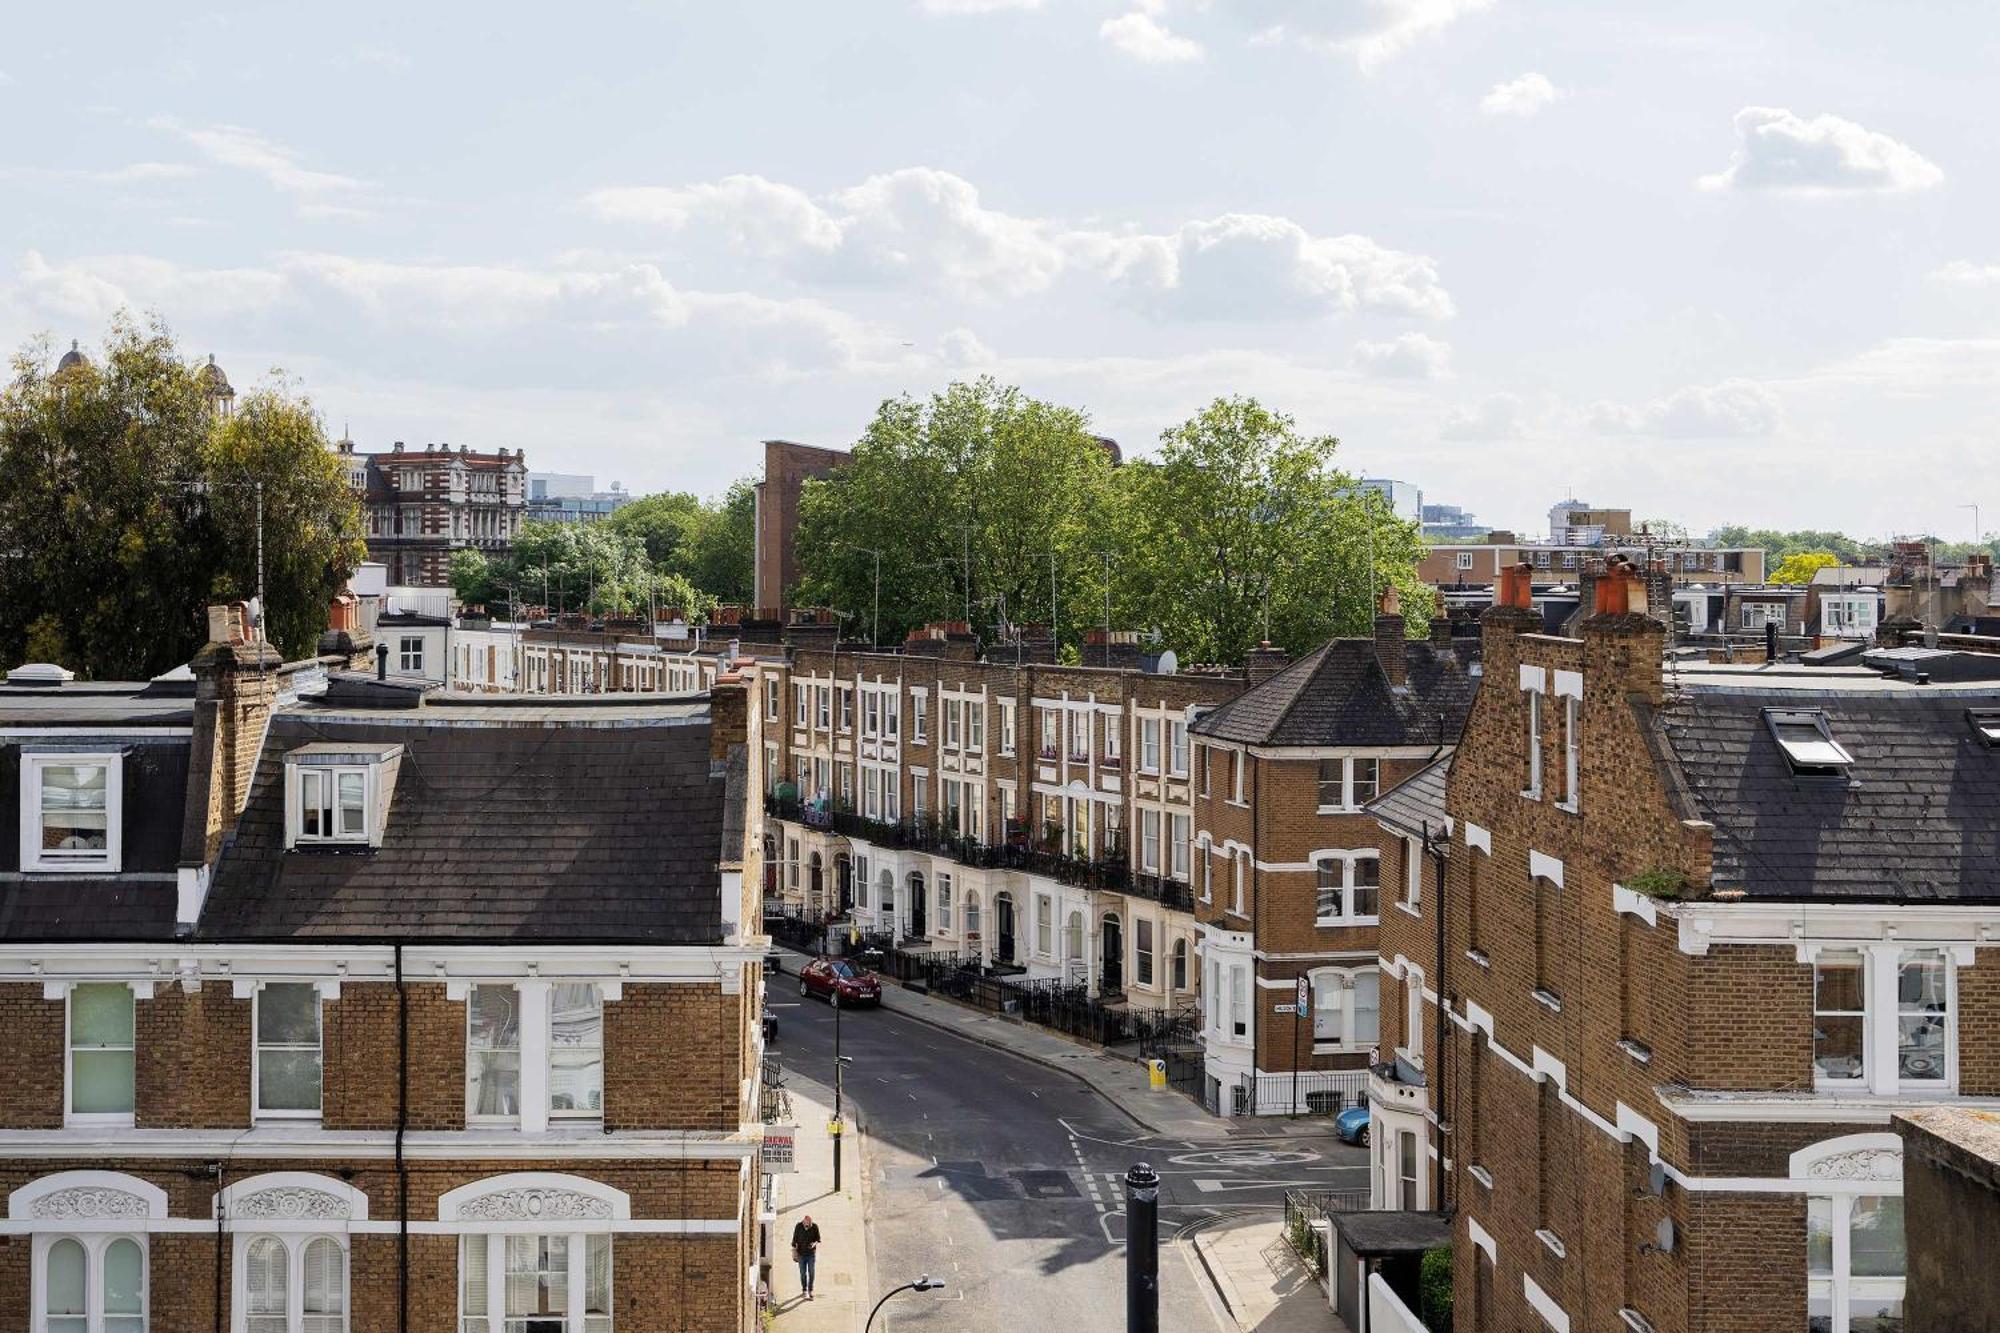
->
xmin=798 ymin=957 xmax=882 ymax=1008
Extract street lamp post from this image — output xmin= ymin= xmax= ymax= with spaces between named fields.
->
xmin=865 ymin=1275 xmax=946 ymax=1331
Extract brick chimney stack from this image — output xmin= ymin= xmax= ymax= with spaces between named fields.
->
xmin=1480 ymin=562 xmax=1542 ymax=687
xmin=1374 ymin=584 xmax=1407 ymax=687
xmin=1245 ymin=641 xmax=1291 ymax=686
xmin=1580 ymin=560 xmax=1667 ymax=706
xmin=179 ymin=605 xmax=285 ymax=914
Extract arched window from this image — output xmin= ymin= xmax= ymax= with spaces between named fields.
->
xmin=878 ymin=869 xmax=894 ymax=913
xmin=246 ymin=1235 xmax=288 ymax=1330
xmin=39 ymin=1234 xmax=147 ymax=1333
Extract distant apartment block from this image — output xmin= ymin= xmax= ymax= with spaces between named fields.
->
xmin=526 ymin=471 xmax=632 ymax=523
xmin=752 ymin=440 xmax=851 ymax=617
xmin=336 ymin=438 xmax=527 ymax=586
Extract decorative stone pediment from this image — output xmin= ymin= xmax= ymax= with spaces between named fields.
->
xmin=457 ymin=1188 xmax=615 ymax=1222
xmin=1803 ymin=1148 xmax=1902 ymax=1182
xmin=437 ymin=1172 xmax=630 ymax=1224
xmin=233 ymin=1187 xmax=353 ymax=1221
xmin=30 ymin=1188 xmax=152 ymax=1220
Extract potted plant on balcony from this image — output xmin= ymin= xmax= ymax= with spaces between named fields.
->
xmin=1040 ymin=820 xmax=1065 ymax=853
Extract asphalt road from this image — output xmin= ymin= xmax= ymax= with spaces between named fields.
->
xmin=769 ymin=974 xmax=1368 ymax=1332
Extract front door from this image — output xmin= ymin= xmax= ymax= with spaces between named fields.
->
xmin=995 ymin=894 xmax=1017 ymax=964
xmin=1101 ymin=916 xmax=1123 ymax=991
xmin=837 ymin=856 xmax=853 ymax=913
xmin=910 ymin=875 xmax=927 ymax=938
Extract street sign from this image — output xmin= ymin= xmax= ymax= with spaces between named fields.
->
xmin=1296 ymin=977 xmax=1310 ymax=1014
xmin=1273 ymin=1003 xmax=1296 ymax=1014
xmin=763 ymin=1124 xmax=798 ymax=1173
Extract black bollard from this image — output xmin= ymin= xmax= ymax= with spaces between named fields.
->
xmin=1125 ymin=1162 xmax=1160 ymax=1332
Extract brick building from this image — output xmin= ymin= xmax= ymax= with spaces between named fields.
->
xmin=1189 ymin=595 xmax=1479 ymax=1117
xmin=759 ymin=623 xmax=1242 ymax=1028
xmin=0 ymin=610 xmax=769 ymax=1330
xmin=336 ymin=438 xmax=528 ymax=587
xmin=1377 ymin=560 xmax=2000 ymax=1333
xmin=751 ymin=440 xmax=849 ymax=617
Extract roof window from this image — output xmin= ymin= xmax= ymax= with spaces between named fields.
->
xmin=283 ymin=742 xmax=403 ymax=849
xmin=1968 ymin=707 xmax=2000 ymax=748
xmin=1762 ymin=708 xmax=1853 ymax=779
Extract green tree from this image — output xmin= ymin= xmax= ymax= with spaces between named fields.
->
xmin=448 ymin=548 xmax=495 ymax=608
xmin=503 ymin=521 xmax=654 ymax=615
xmin=0 ymin=318 xmax=363 ymax=675
xmin=794 ymin=379 xmax=1120 ymax=647
xmin=1710 ymin=526 xmax=1888 ymax=567
xmin=686 ymin=478 xmax=756 ymax=603
xmin=606 ymin=491 xmax=707 ymax=571
xmin=1115 ymin=396 xmax=1431 ymax=664
xmin=1770 ymin=550 xmax=1842 ymax=585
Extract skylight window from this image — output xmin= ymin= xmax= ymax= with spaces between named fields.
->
xmin=1968 ymin=708 xmax=2000 ymax=748
xmin=1763 ymin=709 xmax=1854 ymax=779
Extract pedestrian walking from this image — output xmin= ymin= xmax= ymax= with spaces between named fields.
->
xmin=792 ymin=1213 xmax=822 ymax=1300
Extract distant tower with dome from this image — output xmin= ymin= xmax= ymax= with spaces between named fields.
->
xmin=197 ymin=353 xmax=235 ymax=418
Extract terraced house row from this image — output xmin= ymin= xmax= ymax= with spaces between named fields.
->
xmin=0 ymin=606 xmax=771 ymax=1331
xmin=756 ymin=601 xmax=1481 ymax=1117
xmin=1366 ymin=562 xmax=2000 ymax=1333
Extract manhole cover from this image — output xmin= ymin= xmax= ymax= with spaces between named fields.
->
xmin=1013 ymin=1169 xmax=1081 ymax=1199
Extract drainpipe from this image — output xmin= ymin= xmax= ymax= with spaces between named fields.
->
xmin=395 ymin=941 xmax=410 ymax=1333
xmin=213 ymin=1160 xmax=226 ymax=1333
xmin=1425 ymin=820 xmax=1452 ymax=1217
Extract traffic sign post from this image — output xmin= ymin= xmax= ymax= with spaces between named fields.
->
xmin=1291 ymin=977 xmax=1312 ymax=1117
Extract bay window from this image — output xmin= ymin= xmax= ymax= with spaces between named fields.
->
xmin=68 ymin=983 xmax=134 ymax=1124
xmin=256 ymin=983 xmax=324 ymax=1118
xmin=21 ymin=753 xmax=120 ymax=873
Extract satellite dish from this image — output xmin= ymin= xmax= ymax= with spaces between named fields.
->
xmin=1648 ymin=1161 xmax=1667 ymax=1196
xmin=1655 ymin=1218 xmax=1676 ymax=1254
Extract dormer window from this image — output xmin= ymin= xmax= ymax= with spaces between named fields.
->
xmin=284 ymin=744 xmax=402 ymax=849
xmin=20 ymin=753 xmax=121 ymax=873
xmin=1764 ymin=709 xmax=1854 ymax=780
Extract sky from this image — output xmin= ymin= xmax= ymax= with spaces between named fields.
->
xmin=5 ymin=0 xmax=1999 ymax=539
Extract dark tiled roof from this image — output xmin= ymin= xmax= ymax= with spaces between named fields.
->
xmin=1191 ymin=638 xmax=1479 ymax=747
xmin=200 ymin=711 xmax=727 ymax=942
xmin=1654 ymin=687 xmax=2000 ymax=901
xmin=0 ymin=881 xmax=177 ymax=940
xmin=1368 ymin=756 xmax=1452 ymax=838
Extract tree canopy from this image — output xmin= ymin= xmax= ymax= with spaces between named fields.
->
xmin=0 ymin=318 xmax=364 ymax=675
xmin=1770 ymin=550 xmax=1842 ymax=585
xmin=450 ymin=520 xmax=714 ymax=621
xmin=604 ymin=478 xmax=755 ymax=605
xmin=1112 ymin=397 xmax=1432 ymax=663
xmin=793 ymin=382 xmax=1429 ymax=663
xmin=794 ymin=378 xmax=1121 ymax=648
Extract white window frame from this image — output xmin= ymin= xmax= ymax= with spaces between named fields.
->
xmin=1808 ymin=944 xmax=1960 ymax=1096
xmin=399 ymin=635 xmax=425 ymax=674
xmin=467 ymin=983 xmax=523 ymax=1126
xmin=253 ymin=982 xmax=326 ymax=1122
xmin=764 ymin=677 xmax=780 ymax=721
xmin=289 ymin=765 xmax=373 ymax=846
xmin=1168 ymin=720 xmax=1189 ymax=777
xmin=1314 ymin=852 xmax=1381 ymax=925
xmin=1134 ymin=919 xmax=1155 ymax=988
xmin=1310 ymin=966 xmax=1380 ymax=1050
xmin=1740 ymin=601 xmax=1788 ymax=630
xmin=65 ymin=982 xmax=136 ymax=1129
xmin=794 ymin=684 xmax=808 ymax=728
xmin=455 ymin=1230 xmax=615 ymax=1333
xmin=1455 ymin=552 xmax=1474 ymax=571
xmin=1035 ymin=895 xmax=1053 ymax=958
xmin=1140 ymin=809 xmax=1161 ymax=873
xmin=1230 ymin=751 xmax=1245 ymax=804
xmin=999 ymin=701 xmax=1015 ymax=756
xmin=912 ymin=693 xmax=928 ymax=743
xmin=1139 ymin=717 xmax=1161 ymax=774
xmin=936 ymin=874 xmax=953 ymax=934
xmin=967 ymin=700 xmax=984 ymax=754
xmin=1169 ymin=814 xmax=1190 ymax=880
xmin=1559 ymin=693 xmax=1581 ymax=815
xmin=1402 ymin=835 xmax=1423 ymax=911
xmin=547 ymin=983 xmax=604 ymax=1123
xmin=32 ymin=1232 xmax=149 ymax=1333
xmin=1524 ymin=688 xmax=1544 ymax=800
xmin=944 ymin=698 xmax=962 ymax=750
xmin=20 ymin=752 xmax=123 ymax=874
xmin=233 ymin=1231 xmax=350 ymax=1333
xmin=1795 ymin=1135 xmax=1906 ymax=1333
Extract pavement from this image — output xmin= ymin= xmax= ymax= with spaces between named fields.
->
xmin=1189 ymin=1214 xmax=1348 ymax=1332
xmin=767 ymin=1070 xmax=871 ymax=1331
xmin=769 ymin=947 xmax=1359 ymax=1331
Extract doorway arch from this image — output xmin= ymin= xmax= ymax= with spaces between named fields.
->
xmin=1100 ymin=911 xmax=1124 ymax=992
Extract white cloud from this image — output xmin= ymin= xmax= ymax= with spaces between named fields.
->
xmin=1352 ymin=332 xmax=1451 ymax=378
xmin=1930 ymin=260 xmax=2000 ymax=286
xmin=1439 ymin=392 xmax=1525 ymax=440
xmin=938 ymin=327 xmax=996 ymax=366
xmin=1100 ymin=11 xmax=1204 ymax=63
xmin=1247 ymin=0 xmax=1494 ymax=72
xmin=4 ymin=249 xmax=896 ymax=381
xmin=1479 ymin=72 xmax=1560 ymax=118
xmin=586 ymin=168 xmax=1453 ymax=320
xmin=1698 ymin=106 xmax=1943 ymax=195
xmin=1589 ymin=378 xmax=1782 ymax=437
xmin=147 ymin=118 xmax=371 ymax=200
xmin=0 ymin=162 xmax=201 ymax=186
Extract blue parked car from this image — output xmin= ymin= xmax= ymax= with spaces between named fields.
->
xmin=1334 ymin=1105 xmax=1371 ymax=1147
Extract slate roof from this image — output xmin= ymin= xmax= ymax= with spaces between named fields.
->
xmin=1651 ymin=679 xmax=2000 ymax=902
xmin=1368 ymin=755 xmax=1452 ymax=838
xmin=1191 ymin=638 xmax=1479 ymax=747
xmin=200 ymin=705 xmax=729 ymax=942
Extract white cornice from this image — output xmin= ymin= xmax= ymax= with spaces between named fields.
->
xmin=1665 ymin=900 xmax=2000 ymax=957
xmin=0 ymin=1127 xmax=759 ymax=1160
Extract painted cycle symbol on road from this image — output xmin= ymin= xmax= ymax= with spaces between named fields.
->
xmin=1168 ymin=1148 xmax=1319 ymax=1167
